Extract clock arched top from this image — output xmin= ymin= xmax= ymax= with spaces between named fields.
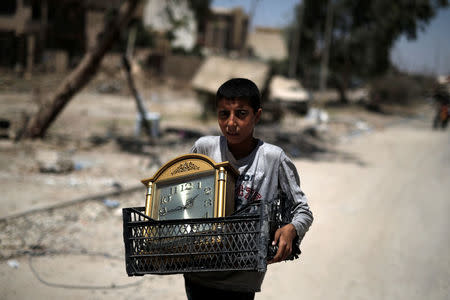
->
xmin=141 ymin=153 xmax=238 ymax=185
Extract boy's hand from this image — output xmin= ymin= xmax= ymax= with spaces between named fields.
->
xmin=268 ymin=224 xmax=297 ymax=264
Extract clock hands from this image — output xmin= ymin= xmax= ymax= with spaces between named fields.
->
xmin=184 ymin=193 xmax=199 ymax=208
xmin=159 ymin=193 xmax=200 ymax=216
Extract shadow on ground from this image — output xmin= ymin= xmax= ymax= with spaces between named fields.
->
xmin=106 ymin=125 xmax=367 ymax=167
xmin=257 ymin=125 xmax=368 ymax=167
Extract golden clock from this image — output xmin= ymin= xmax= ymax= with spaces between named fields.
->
xmin=141 ymin=154 xmax=238 ymax=220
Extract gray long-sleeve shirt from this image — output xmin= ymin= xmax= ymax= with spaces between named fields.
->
xmin=184 ymin=136 xmax=313 ymax=292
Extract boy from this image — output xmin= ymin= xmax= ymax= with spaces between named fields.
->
xmin=184 ymin=78 xmax=313 ymax=299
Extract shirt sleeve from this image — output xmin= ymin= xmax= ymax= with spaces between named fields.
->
xmin=190 ymin=142 xmax=199 ymax=154
xmin=190 ymin=136 xmax=216 ymax=156
xmin=190 ymin=137 xmax=207 ymax=155
xmin=278 ymin=151 xmax=313 ymax=241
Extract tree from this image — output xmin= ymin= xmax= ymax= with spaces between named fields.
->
xmin=19 ymin=0 xmax=139 ymax=139
xmin=166 ymin=0 xmax=211 ymax=55
xmin=288 ymin=0 xmax=448 ymax=102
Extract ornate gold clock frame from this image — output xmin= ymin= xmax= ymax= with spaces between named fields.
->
xmin=141 ymin=154 xmax=239 ymax=220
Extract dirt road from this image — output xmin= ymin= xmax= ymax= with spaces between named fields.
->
xmin=263 ymin=117 xmax=450 ymax=299
xmin=1 ymin=115 xmax=449 ymax=299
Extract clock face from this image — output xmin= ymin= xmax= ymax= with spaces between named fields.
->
xmin=154 ymin=171 xmax=216 ymax=220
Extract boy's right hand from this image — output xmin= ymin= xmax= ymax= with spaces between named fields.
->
xmin=267 ymin=223 xmax=297 ymax=264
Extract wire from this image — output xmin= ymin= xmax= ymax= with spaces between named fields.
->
xmin=27 ymin=251 xmax=144 ymax=290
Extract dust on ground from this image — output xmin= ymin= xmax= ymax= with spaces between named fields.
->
xmin=0 ymin=70 xmax=423 ymax=256
xmin=0 ymin=71 xmax=439 ymax=299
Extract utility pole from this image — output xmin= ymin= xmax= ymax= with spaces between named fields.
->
xmin=319 ymin=0 xmax=334 ymax=91
xmin=288 ymin=1 xmax=304 ymax=78
xmin=241 ymin=0 xmax=260 ymax=56
xmin=248 ymin=0 xmax=260 ymax=29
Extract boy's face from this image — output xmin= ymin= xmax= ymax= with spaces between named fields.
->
xmin=217 ymin=98 xmax=262 ymax=147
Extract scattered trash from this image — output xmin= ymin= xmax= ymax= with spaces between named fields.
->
xmin=0 ymin=118 xmax=10 ymax=139
xmin=39 ymin=158 xmax=74 ymax=174
xmin=303 ymin=127 xmax=319 ymax=138
xmin=96 ymin=81 xmax=122 ymax=94
xmin=103 ymin=199 xmax=120 ymax=209
xmin=37 ymin=150 xmax=74 ymax=174
xmin=340 ymin=120 xmax=373 ymax=142
xmin=73 ymin=159 xmax=94 ymax=171
xmin=306 ymin=108 xmax=329 ymax=125
xmin=111 ymin=182 xmax=123 ymax=190
xmin=74 ymin=163 xmax=84 ymax=171
xmin=164 ymin=127 xmax=203 ymax=140
xmin=355 ymin=121 xmax=371 ymax=131
xmin=135 ymin=112 xmax=160 ymax=138
xmin=7 ymin=259 xmax=20 ymax=269
xmin=88 ymin=135 xmax=111 ymax=146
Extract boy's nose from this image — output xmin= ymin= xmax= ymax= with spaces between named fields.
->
xmin=227 ymin=113 xmax=237 ymax=126
xmin=226 ymin=115 xmax=238 ymax=131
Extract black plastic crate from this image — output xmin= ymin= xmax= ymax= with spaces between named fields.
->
xmin=123 ymin=207 xmax=269 ymax=275
xmin=123 ymin=195 xmax=301 ymax=276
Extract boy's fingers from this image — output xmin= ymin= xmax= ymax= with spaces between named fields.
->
xmin=268 ymin=230 xmax=281 ymax=264
xmin=268 ymin=225 xmax=296 ymax=264
xmin=268 ymin=239 xmax=289 ymax=264
xmin=268 ymin=229 xmax=289 ymax=263
xmin=272 ymin=228 xmax=281 ymax=245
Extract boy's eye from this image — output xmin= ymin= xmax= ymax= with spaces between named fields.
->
xmin=218 ymin=111 xmax=230 ymax=119
xmin=236 ymin=110 xmax=249 ymax=118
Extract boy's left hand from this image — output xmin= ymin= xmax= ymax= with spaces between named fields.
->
xmin=268 ymin=223 xmax=297 ymax=264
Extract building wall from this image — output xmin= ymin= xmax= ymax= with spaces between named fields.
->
xmin=0 ymin=0 xmax=126 ymax=70
xmin=203 ymin=7 xmax=249 ymax=54
xmin=163 ymin=54 xmax=203 ymax=82
xmin=0 ymin=0 xmax=30 ymax=34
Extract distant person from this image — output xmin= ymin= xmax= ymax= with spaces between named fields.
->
xmin=184 ymin=78 xmax=313 ymax=299
xmin=432 ymin=83 xmax=449 ymax=130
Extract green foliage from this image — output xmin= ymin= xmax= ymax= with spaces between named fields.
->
xmin=134 ymin=20 xmax=154 ymax=47
xmin=187 ymin=0 xmax=211 ymax=33
xmin=288 ymin=0 xmax=448 ymax=101
xmin=164 ymin=0 xmax=210 ymax=54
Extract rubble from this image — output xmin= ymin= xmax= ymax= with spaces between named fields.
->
xmin=0 ymin=118 xmax=10 ymax=139
xmin=36 ymin=150 xmax=75 ymax=174
xmin=103 ymin=199 xmax=120 ymax=208
xmin=0 ymin=190 xmax=142 ymax=260
xmin=96 ymin=81 xmax=123 ymax=94
xmin=7 ymin=260 xmax=20 ymax=269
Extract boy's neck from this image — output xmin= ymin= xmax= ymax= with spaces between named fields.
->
xmin=227 ymin=137 xmax=258 ymax=160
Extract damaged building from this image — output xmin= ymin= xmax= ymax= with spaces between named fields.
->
xmin=203 ymin=6 xmax=249 ymax=55
xmin=0 ymin=0 xmax=126 ymax=75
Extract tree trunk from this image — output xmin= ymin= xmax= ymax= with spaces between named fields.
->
xmin=288 ymin=2 xmax=304 ymax=78
xmin=337 ymin=61 xmax=351 ymax=104
xmin=122 ymin=54 xmax=154 ymax=139
xmin=319 ymin=0 xmax=333 ymax=91
xmin=337 ymin=84 xmax=349 ymax=104
xmin=19 ymin=0 xmax=139 ymax=139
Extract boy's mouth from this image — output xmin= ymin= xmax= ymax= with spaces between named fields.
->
xmin=226 ymin=131 xmax=239 ymax=137
xmin=225 ymin=126 xmax=239 ymax=136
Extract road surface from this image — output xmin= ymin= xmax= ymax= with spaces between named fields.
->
xmin=263 ymin=117 xmax=450 ymax=299
xmin=1 ymin=116 xmax=449 ymax=300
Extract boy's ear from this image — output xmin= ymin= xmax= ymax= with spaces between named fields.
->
xmin=255 ymin=108 xmax=262 ymax=123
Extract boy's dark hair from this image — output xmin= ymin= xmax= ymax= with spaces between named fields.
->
xmin=216 ymin=78 xmax=261 ymax=112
